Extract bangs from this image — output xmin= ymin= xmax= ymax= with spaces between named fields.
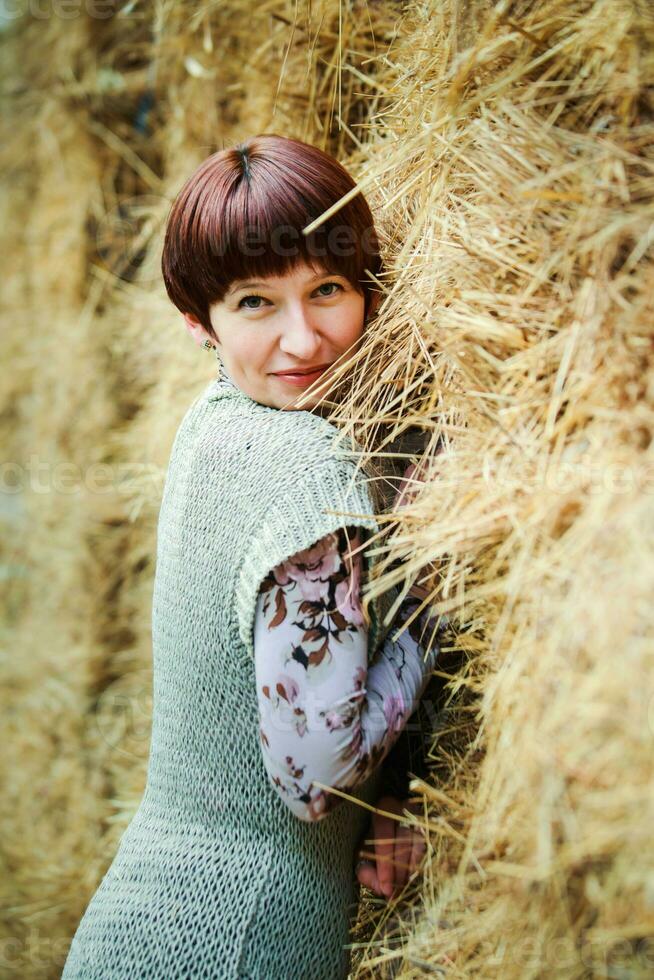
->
xmin=208 ymin=174 xmax=364 ymax=290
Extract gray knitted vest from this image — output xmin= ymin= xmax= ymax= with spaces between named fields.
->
xmin=62 ymin=369 xmax=393 ymax=979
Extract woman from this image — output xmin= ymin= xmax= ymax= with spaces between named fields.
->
xmin=62 ymin=134 xmax=443 ymax=979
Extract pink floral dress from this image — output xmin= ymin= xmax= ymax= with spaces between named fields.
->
xmin=253 ymin=525 xmax=443 ymax=822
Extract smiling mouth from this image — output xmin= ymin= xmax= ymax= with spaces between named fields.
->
xmin=271 ymin=365 xmax=333 ymax=388
xmin=272 ymin=363 xmax=332 ymax=376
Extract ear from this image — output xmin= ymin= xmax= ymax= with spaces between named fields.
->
xmin=182 ymin=313 xmax=215 ymax=348
xmin=367 ymin=289 xmax=382 ymax=321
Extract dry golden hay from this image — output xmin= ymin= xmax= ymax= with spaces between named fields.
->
xmin=1 ymin=0 xmax=653 ymax=977
xmin=335 ymin=2 xmax=654 ymax=976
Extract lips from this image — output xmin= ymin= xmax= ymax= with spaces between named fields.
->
xmin=271 ymin=364 xmax=332 ymax=388
xmin=272 ymin=363 xmax=332 ymax=376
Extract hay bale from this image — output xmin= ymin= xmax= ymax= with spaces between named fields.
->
xmin=334 ymin=2 xmax=654 ymax=975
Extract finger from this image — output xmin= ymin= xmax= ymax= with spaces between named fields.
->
xmin=355 ymin=846 xmax=384 ymax=895
xmin=408 ymin=831 xmax=427 ymax=879
xmin=393 ymin=800 xmax=427 ymax=888
xmin=393 ymin=821 xmax=414 ymax=891
xmin=404 ymin=803 xmax=427 ymax=880
xmin=355 ymin=860 xmax=383 ymax=896
xmin=373 ymin=803 xmax=402 ymax=900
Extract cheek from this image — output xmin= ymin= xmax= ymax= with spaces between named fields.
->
xmin=233 ymin=333 xmax=266 ymax=373
xmin=338 ymin=296 xmax=365 ymax=344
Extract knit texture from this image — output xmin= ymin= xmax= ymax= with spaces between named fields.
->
xmin=61 ymin=368 xmax=408 ymax=979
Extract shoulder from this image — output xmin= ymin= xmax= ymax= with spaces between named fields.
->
xmin=251 ymin=406 xmax=352 ymax=455
xmin=213 ymin=403 xmax=364 ymax=476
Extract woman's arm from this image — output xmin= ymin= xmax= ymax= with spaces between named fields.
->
xmin=253 ymin=525 xmax=442 ymax=822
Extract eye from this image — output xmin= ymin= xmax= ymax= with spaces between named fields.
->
xmin=236 ymin=281 xmax=343 ymax=310
xmin=237 ymin=294 xmax=267 ymax=310
xmin=315 ymin=281 xmax=343 ymax=297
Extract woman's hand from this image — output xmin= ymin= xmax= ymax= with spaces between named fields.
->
xmin=354 ymin=795 xmax=427 ymax=900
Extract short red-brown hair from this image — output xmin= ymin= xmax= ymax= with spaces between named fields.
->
xmin=161 ymin=133 xmax=383 ymax=337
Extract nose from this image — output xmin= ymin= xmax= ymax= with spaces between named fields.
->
xmin=278 ymin=306 xmax=322 ymax=360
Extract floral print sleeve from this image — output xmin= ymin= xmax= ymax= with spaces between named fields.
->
xmin=253 ymin=525 xmax=443 ymax=822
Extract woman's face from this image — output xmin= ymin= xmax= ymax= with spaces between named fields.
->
xmin=183 ymin=262 xmax=373 ymax=411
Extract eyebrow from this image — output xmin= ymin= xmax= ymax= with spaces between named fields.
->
xmin=226 ymin=272 xmax=342 ymax=296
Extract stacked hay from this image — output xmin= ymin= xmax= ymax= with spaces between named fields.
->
xmin=337 ymin=2 xmax=654 ymax=976
xmin=0 ymin=15 xmax=123 ymax=976
xmin=1 ymin=1 xmax=652 ymax=977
